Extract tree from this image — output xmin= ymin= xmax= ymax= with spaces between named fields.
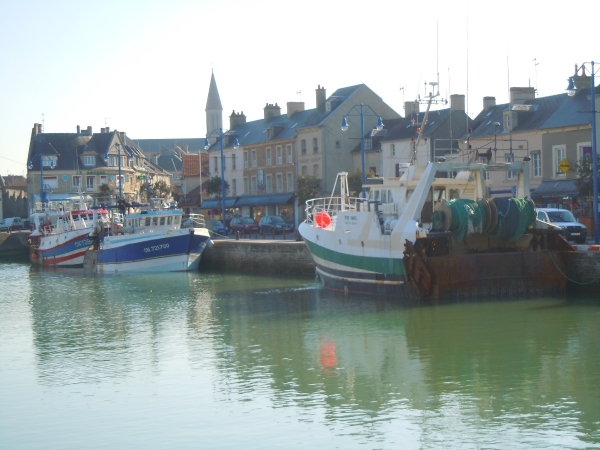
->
xmin=152 ymin=180 xmax=170 ymax=199
xmin=347 ymin=168 xmax=375 ymax=197
xmin=575 ymin=156 xmax=599 ymax=198
xmin=296 ymin=175 xmax=321 ymax=207
xmin=206 ymin=176 xmax=230 ymax=198
xmin=98 ymin=183 xmax=114 ymax=203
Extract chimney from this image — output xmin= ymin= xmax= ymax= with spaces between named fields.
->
xmin=263 ymin=103 xmax=281 ymax=121
xmin=87 ymin=126 xmax=92 ymax=135
xmin=404 ymin=101 xmax=419 ymax=116
xmin=287 ymin=102 xmax=305 ymax=118
xmin=77 ymin=125 xmax=81 ymax=134
xmin=483 ymin=96 xmax=496 ymax=110
xmin=509 ymin=87 xmax=536 ymax=104
xmin=229 ymin=110 xmax=247 ymax=129
xmin=316 ymin=85 xmax=326 ymax=109
xmin=119 ymin=131 xmax=126 ymax=142
xmin=450 ymin=94 xmax=465 ymax=112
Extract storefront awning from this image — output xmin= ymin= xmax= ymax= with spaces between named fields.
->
xmin=233 ymin=193 xmax=295 ymax=208
xmin=201 ymin=197 xmax=238 ymax=209
xmin=531 ymin=179 xmax=579 ymax=198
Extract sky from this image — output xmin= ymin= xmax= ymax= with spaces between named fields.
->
xmin=1 ymin=0 xmax=599 ymax=176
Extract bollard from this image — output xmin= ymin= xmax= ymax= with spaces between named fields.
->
xmin=236 ymin=231 xmax=240 ymax=240
xmin=272 ymin=229 xmax=275 ymax=239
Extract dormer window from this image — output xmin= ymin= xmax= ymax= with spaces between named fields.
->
xmin=84 ymin=155 xmax=95 ymax=166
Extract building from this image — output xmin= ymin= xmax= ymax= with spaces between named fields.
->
xmin=0 ymin=175 xmax=28 ymax=222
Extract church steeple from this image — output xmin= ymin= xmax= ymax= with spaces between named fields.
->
xmin=205 ymin=71 xmax=223 ymax=137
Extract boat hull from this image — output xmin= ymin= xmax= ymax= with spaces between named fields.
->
xmin=94 ymin=229 xmax=210 ymax=273
xmin=31 ymin=229 xmax=95 ymax=268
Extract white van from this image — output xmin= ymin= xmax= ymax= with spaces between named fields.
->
xmin=0 ymin=217 xmax=24 ymax=232
xmin=536 ymin=208 xmax=587 ymax=244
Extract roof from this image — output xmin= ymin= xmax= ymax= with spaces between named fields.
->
xmin=381 ymin=109 xmax=454 ymax=142
xmin=0 ymin=175 xmax=27 ymax=187
xmin=205 ymin=71 xmax=222 ymax=111
xmin=530 ymin=179 xmax=580 ymax=198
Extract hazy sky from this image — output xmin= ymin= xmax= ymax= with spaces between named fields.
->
xmin=1 ymin=0 xmax=599 ymax=176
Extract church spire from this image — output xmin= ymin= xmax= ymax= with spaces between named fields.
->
xmin=205 ymin=71 xmax=223 ymax=136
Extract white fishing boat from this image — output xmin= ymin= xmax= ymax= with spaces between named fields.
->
xmin=298 ymin=160 xmax=575 ymax=300
xmin=29 ymin=201 xmax=109 ymax=267
xmin=88 ymin=200 xmax=212 ymax=273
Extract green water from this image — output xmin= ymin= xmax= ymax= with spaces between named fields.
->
xmin=0 ymin=262 xmax=598 ymax=449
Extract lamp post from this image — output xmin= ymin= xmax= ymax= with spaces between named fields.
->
xmin=341 ymin=104 xmax=383 ymax=198
xmin=204 ymin=128 xmax=240 ymax=222
xmin=28 ymin=153 xmax=55 ymax=212
xmin=567 ymin=61 xmax=598 ymax=244
xmin=104 ymin=143 xmax=132 ymax=201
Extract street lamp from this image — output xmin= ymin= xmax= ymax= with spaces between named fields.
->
xmin=341 ymin=104 xmax=383 ymax=198
xmin=104 ymin=143 xmax=133 ymax=200
xmin=567 ymin=61 xmax=598 ymax=244
xmin=28 ymin=153 xmax=55 ymax=212
xmin=204 ymin=128 xmax=240 ymax=222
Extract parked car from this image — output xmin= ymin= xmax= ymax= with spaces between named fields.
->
xmin=259 ymin=215 xmax=294 ymax=235
xmin=0 ymin=217 xmax=24 ymax=232
xmin=229 ymin=217 xmax=259 ymax=235
xmin=205 ymin=218 xmax=228 ymax=237
xmin=536 ymin=208 xmax=587 ymax=244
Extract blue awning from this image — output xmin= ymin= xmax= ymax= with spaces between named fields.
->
xmin=531 ymin=180 xmax=579 ymax=198
xmin=234 ymin=193 xmax=294 ymax=207
xmin=201 ymin=197 xmax=237 ymax=209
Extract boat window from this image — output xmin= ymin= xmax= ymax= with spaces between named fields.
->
xmin=145 ymin=217 xmax=151 ymax=226
xmin=72 ymin=215 xmax=79 ymax=221
xmin=167 ymin=216 xmax=172 ymax=225
xmin=381 ymin=190 xmax=387 ymax=203
xmin=152 ymin=217 xmax=158 ymax=226
xmin=373 ymin=190 xmax=380 ymax=202
xmin=174 ymin=216 xmax=180 ymax=225
xmin=387 ymin=190 xmax=393 ymax=203
xmin=449 ymin=189 xmax=460 ymax=199
xmin=160 ymin=217 xmax=166 ymax=226
xmin=406 ymin=190 xmax=414 ymax=202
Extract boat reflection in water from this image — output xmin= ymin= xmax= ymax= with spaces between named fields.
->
xmin=21 ymin=267 xmax=600 ymax=448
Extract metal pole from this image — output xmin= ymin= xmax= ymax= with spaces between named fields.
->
xmin=220 ymin=128 xmax=226 ymax=222
xmin=117 ymin=143 xmax=123 ymax=199
xmin=40 ymin=154 xmax=44 ymax=211
xmin=360 ymin=104 xmax=366 ymax=198
xmin=590 ymin=61 xmax=599 ymax=244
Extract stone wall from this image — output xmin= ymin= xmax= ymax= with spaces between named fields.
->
xmin=566 ymin=251 xmax=600 ymax=293
xmin=200 ymin=240 xmax=315 ymax=276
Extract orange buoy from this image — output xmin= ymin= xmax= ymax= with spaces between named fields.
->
xmin=315 ymin=211 xmax=331 ymax=228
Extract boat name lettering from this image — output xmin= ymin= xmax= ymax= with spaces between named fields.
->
xmin=75 ymin=238 xmax=92 ymax=248
xmin=344 ymin=215 xmax=358 ymax=225
xmin=144 ymin=243 xmax=170 ymax=253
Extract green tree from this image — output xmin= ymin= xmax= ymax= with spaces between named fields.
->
xmin=575 ymin=156 xmax=599 ymax=198
xmin=152 ymin=180 xmax=170 ymax=199
xmin=98 ymin=183 xmax=114 ymax=202
xmin=347 ymin=168 xmax=375 ymax=197
xmin=206 ymin=176 xmax=230 ymax=197
xmin=296 ymin=175 xmax=321 ymax=208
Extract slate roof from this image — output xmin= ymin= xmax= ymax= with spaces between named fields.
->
xmin=349 ymin=118 xmax=404 ymax=153
xmin=381 ymin=108 xmax=453 ymax=142
xmin=205 ymin=84 xmax=368 ymax=152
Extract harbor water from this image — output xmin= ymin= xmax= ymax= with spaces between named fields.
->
xmin=0 ymin=261 xmax=599 ymax=449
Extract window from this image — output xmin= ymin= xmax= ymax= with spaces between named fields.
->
xmin=251 ymin=176 xmax=257 ymax=194
xmin=276 ymin=146 xmax=282 ymax=164
xmin=251 ymin=150 xmax=257 ymax=168
xmin=391 ymin=144 xmax=396 ymax=156
xmin=301 ymin=139 xmax=307 ymax=155
xmin=553 ymin=145 xmax=566 ymax=177
xmin=232 ymin=179 xmax=237 ymax=196
xmin=266 ymin=175 xmax=272 ymax=193
xmin=505 ymin=153 xmax=515 ymax=180
xmin=86 ymin=176 xmax=95 ymax=191
xmin=287 ymin=173 xmax=293 ymax=192
xmin=286 ymin=145 xmax=292 ymax=163
xmin=244 ymin=177 xmax=249 ymax=194
xmin=578 ymin=142 xmax=593 ymax=163
xmin=42 ymin=176 xmax=58 ymax=189
xmin=232 ymin=154 xmax=236 ymax=170
xmin=72 ymin=175 xmax=81 ymax=188
xmin=243 ymin=152 xmax=248 ymax=169
xmin=531 ymin=151 xmax=541 ymax=178
xmin=42 ymin=155 xmax=57 ymax=168
xmin=84 ymin=155 xmax=95 ymax=166
xmin=364 ymin=139 xmax=373 ymax=151
xmin=214 ymin=156 xmax=218 ymax=173
xmin=313 ymin=138 xmax=318 ymax=153
xmin=99 ymin=175 xmax=107 ymax=186
xmin=313 ymin=164 xmax=320 ymax=178
xmin=276 ymin=174 xmax=283 ymax=193
xmin=302 ymin=166 xmax=307 ymax=175
xmin=266 ymin=148 xmax=272 ymax=166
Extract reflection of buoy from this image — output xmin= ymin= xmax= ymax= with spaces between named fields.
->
xmin=315 ymin=211 xmax=331 ymax=228
xmin=32 ymin=253 xmax=37 ymax=259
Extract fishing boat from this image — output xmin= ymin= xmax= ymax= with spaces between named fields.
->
xmin=29 ymin=203 xmax=110 ymax=267
xmin=87 ymin=201 xmax=212 ymax=273
xmin=298 ymin=160 xmax=575 ymax=300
